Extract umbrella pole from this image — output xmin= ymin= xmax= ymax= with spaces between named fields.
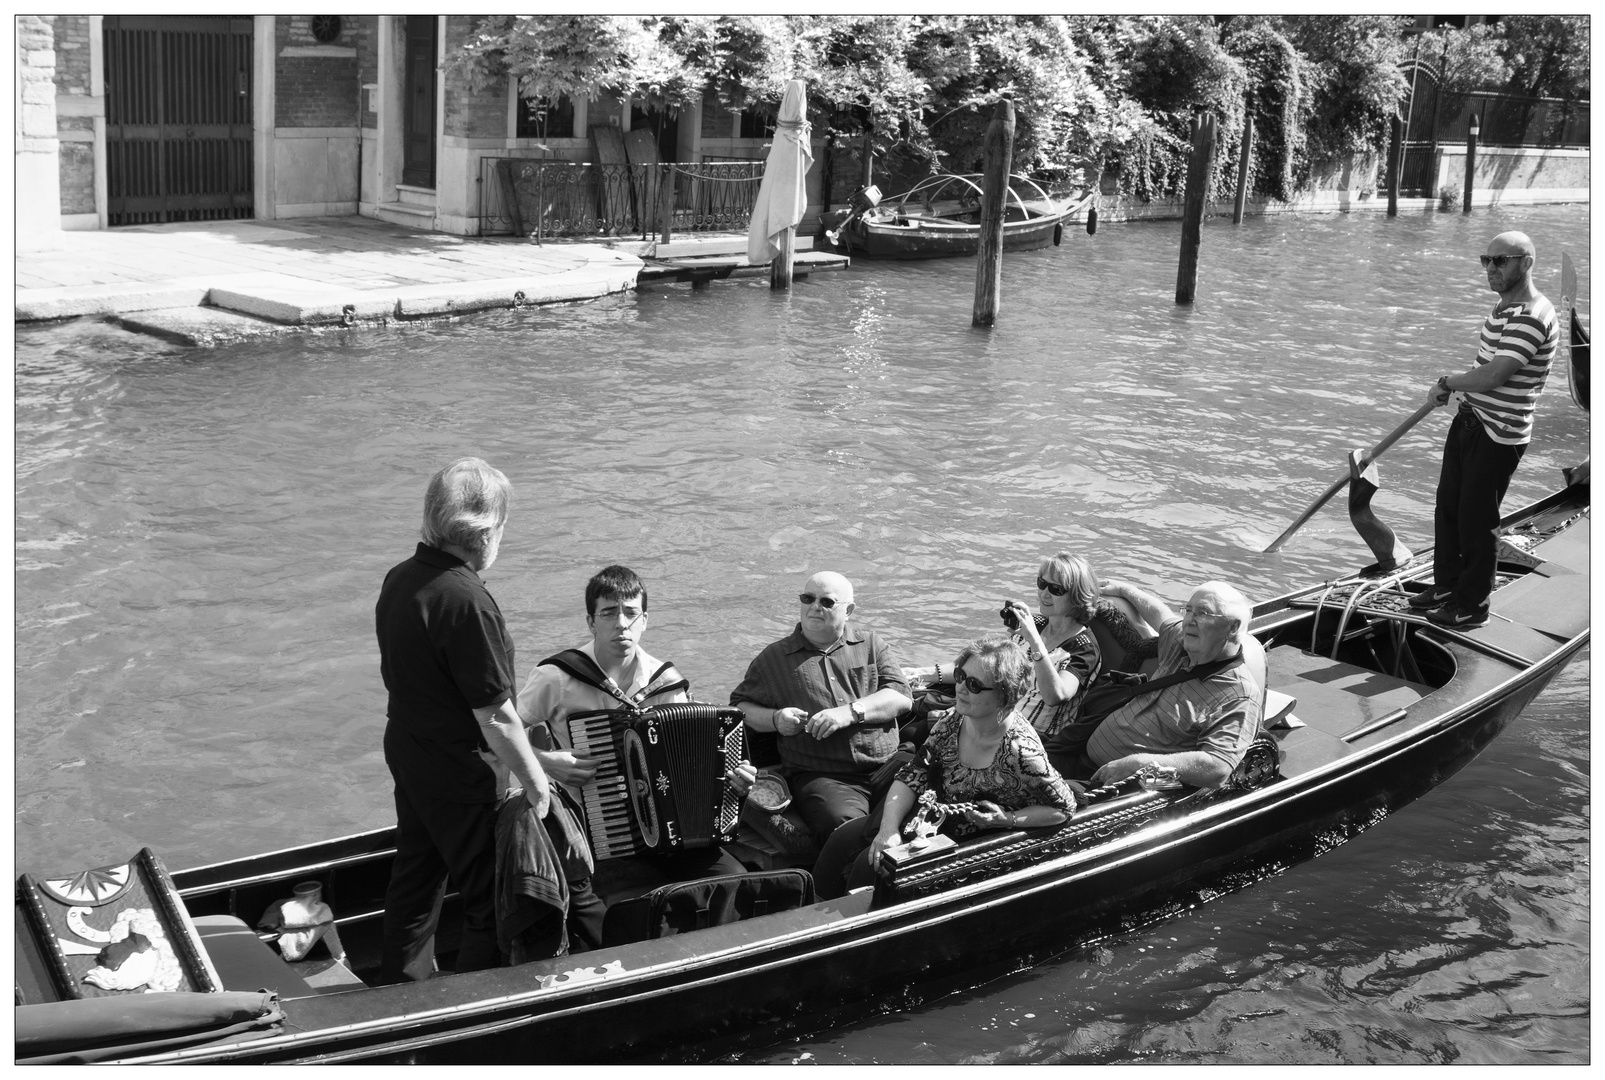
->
xmin=771 ymin=227 xmax=795 ymax=290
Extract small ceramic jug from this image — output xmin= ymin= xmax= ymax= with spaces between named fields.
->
xmin=261 ymin=880 xmax=335 ymax=962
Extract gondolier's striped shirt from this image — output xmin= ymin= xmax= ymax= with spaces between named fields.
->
xmin=1463 ymin=297 xmax=1558 ymax=445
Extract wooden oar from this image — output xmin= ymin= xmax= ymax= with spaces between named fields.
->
xmin=1561 ymin=251 xmax=1589 ymax=412
xmin=1262 ymin=401 xmax=1436 ymax=553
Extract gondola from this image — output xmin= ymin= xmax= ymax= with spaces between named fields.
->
xmin=14 ymin=478 xmax=1589 ymax=1065
xmin=817 ymin=173 xmax=1088 ymax=259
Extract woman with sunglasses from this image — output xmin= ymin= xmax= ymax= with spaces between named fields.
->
xmin=1000 ymin=553 xmax=1152 ymax=740
xmin=812 ymin=635 xmax=1075 ymax=899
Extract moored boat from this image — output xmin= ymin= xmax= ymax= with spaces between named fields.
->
xmin=14 ymin=479 xmax=1589 ymax=1064
xmin=818 ymin=173 xmax=1088 ymax=259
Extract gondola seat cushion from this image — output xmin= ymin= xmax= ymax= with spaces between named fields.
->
xmin=601 ymin=869 xmax=816 ymax=947
xmin=191 ymin=915 xmax=317 ymax=998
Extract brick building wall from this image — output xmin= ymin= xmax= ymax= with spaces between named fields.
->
xmin=51 ymin=16 xmax=91 ymax=94
xmin=357 ymin=15 xmax=378 ymax=129
xmin=275 ymin=15 xmax=359 ymax=128
xmin=443 ymin=15 xmax=506 ymax=140
xmin=52 ymin=15 xmax=97 ymax=216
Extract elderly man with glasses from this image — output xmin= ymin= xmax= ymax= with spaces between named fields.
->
xmin=1072 ymin=579 xmax=1265 ymax=791
xmin=1410 ymin=230 xmax=1559 ymax=631
xmin=731 ymin=571 xmax=914 ymax=845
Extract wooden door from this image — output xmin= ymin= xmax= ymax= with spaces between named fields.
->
xmin=104 ymin=15 xmax=254 ymax=225
xmin=402 ymin=16 xmax=437 ymax=188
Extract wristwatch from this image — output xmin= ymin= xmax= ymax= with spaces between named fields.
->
xmin=849 ymin=700 xmax=867 ymax=725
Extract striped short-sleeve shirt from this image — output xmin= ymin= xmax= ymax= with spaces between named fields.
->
xmin=1463 ymin=296 xmax=1558 ymax=445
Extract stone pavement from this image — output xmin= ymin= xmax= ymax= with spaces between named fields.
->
xmin=15 ymin=216 xmax=645 ymax=331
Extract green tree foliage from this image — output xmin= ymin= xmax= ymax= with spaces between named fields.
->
xmin=1494 ymin=15 xmax=1589 ymax=100
xmin=1277 ymin=16 xmax=1410 ymax=162
xmin=1120 ymin=17 xmax=1248 ymax=202
xmin=452 ymin=14 xmax=1552 ymax=202
xmin=1223 ymin=19 xmax=1313 ymax=201
xmin=909 ymin=16 xmax=1098 ymax=182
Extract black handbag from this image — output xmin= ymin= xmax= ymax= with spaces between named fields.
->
xmin=600 ymin=869 xmax=816 ymax=947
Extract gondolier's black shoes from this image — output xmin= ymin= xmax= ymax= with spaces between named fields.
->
xmin=1407 ymin=584 xmax=1454 ymax=610
xmin=1426 ymin=602 xmax=1490 ymax=630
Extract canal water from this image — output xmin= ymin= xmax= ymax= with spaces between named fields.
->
xmin=15 ymin=203 xmax=1589 ymax=1063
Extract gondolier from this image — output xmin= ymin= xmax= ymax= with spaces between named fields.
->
xmin=1412 ymin=231 xmax=1559 ymax=630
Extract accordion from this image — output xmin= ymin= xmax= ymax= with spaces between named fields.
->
xmin=566 ymin=703 xmax=747 ymax=859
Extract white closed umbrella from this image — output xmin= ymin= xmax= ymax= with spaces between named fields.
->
xmin=746 ymin=79 xmax=813 ymax=267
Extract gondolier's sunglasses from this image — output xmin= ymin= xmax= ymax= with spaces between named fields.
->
xmin=798 ymin=593 xmax=840 ymax=608
xmin=1480 ymin=254 xmax=1526 ymax=268
xmin=1036 ymin=577 xmax=1069 ymax=596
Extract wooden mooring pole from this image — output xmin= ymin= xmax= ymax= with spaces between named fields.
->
xmin=1386 ymin=111 xmax=1402 ymax=217
xmin=659 ymin=164 xmax=676 ymax=244
xmin=1462 ymin=113 xmax=1478 ymax=213
xmin=972 ymin=98 xmax=1015 ymax=328
xmin=1232 ymin=92 xmax=1253 ymax=225
xmin=1175 ymin=112 xmax=1218 ymax=306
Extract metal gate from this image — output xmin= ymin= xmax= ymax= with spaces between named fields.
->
xmin=104 ymin=16 xmax=254 ymax=226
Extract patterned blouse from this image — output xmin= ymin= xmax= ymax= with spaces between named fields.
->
xmin=1012 ymin=625 xmax=1101 ymax=737
xmin=896 ymin=711 xmax=1076 ymax=837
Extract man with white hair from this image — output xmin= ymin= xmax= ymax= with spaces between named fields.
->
xmin=731 ymin=571 xmax=914 ymax=844
xmin=1411 ymin=230 xmax=1559 ymax=630
xmin=1078 ymin=579 xmax=1264 ymax=791
xmin=375 ymin=457 xmax=552 ymax=982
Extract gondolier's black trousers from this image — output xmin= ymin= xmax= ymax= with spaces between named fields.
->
xmin=1433 ymin=409 xmax=1526 ymax=611
xmin=381 ymin=783 xmax=502 ymax=982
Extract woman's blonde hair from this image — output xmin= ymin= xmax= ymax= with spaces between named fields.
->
xmin=1039 ymin=552 xmax=1100 ymax=623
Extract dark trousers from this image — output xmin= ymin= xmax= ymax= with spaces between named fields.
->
xmin=1433 ymin=410 xmax=1526 ymax=611
xmin=811 ymin=807 xmax=887 ymax=900
xmin=514 ymin=873 xmax=609 ymax=959
xmin=790 ymin=768 xmax=895 ymax=847
xmin=381 ymin=783 xmax=501 ymax=983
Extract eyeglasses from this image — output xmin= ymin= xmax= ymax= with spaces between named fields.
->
xmin=952 ymin=666 xmax=997 ymax=694
xmin=798 ymin=592 xmax=840 ymax=609
xmin=595 ymin=605 xmax=644 ymax=626
xmin=1480 ymin=254 xmax=1526 ymax=269
xmin=1036 ymin=577 xmax=1068 ymax=596
xmin=1181 ymin=603 xmax=1235 ymax=622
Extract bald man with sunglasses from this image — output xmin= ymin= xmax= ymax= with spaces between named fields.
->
xmin=731 ymin=571 xmax=914 ymax=844
xmin=1413 ymin=231 xmax=1559 ymax=631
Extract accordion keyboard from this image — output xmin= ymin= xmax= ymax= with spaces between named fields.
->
xmin=566 ymin=711 xmax=642 ymax=860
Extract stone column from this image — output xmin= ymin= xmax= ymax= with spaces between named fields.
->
xmin=16 ymin=15 xmax=63 ymax=250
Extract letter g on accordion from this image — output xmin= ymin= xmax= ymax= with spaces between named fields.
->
xmin=567 ymin=703 xmax=747 ymax=858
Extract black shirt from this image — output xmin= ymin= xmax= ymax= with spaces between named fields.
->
xmin=376 ymin=543 xmax=516 ymax=803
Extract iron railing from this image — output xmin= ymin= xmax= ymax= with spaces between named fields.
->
xmin=478 ymin=157 xmax=764 ymax=239
xmin=1392 ymin=83 xmax=1588 ymax=197
xmin=1401 ymin=82 xmax=1589 ymax=151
